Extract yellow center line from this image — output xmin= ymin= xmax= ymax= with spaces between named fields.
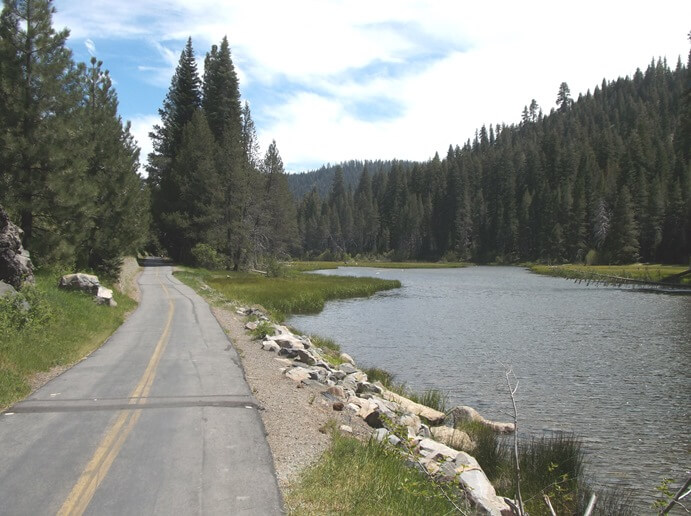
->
xmin=58 ymin=273 xmax=175 ymax=516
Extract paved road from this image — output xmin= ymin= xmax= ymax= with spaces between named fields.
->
xmin=0 ymin=262 xmax=282 ymax=515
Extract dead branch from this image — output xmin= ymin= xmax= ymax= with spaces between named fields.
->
xmin=583 ymin=493 xmax=597 ymax=516
xmin=661 ymin=474 xmax=691 ymax=515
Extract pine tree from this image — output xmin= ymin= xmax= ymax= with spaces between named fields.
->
xmin=78 ymin=57 xmax=149 ymax=276
xmin=607 ymin=186 xmax=639 ymax=264
xmin=148 ymin=37 xmax=202 ymax=257
xmin=261 ymin=141 xmax=298 ymax=257
xmin=0 ymin=0 xmax=91 ymax=264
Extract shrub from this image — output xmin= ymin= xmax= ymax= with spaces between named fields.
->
xmin=585 ymin=249 xmax=599 ymax=265
xmin=190 ymin=243 xmax=225 ymax=269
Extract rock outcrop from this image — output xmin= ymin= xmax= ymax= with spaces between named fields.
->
xmin=58 ymin=273 xmax=117 ymax=307
xmin=0 ymin=205 xmax=34 ymax=289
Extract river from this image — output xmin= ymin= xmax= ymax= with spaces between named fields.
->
xmin=288 ymin=266 xmax=690 ymax=507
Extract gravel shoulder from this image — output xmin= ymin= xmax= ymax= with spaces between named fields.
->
xmin=211 ymin=306 xmax=372 ymax=490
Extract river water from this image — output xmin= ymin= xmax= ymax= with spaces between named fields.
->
xmin=288 ymin=266 xmax=690 ymax=506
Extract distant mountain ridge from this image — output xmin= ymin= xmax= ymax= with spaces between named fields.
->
xmin=287 ymin=160 xmax=416 ymax=199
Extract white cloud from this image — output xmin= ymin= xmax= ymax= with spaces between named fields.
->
xmin=55 ymin=0 xmax=691 ymax=171
xmin=84 ymin=38 xmax=96 ymax=56
xmin=127 ymin=114 xmax=160 ymax=174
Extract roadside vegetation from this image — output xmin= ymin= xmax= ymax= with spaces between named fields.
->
xmin=175 ymin=267 xmax=400 ymax=321
xmin=529 ymin=263 xmax=691 ymax=285
xmin=0 ymin=271 xmax=135 ymax=409
xmin=285 ymin=432 xmax=466 ymax=515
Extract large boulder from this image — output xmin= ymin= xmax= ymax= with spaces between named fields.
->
xmin=0 ymin=205 xmax=34 ymax=289
xmin=59 ymin=273 xmax=101 ymax=295
xmin=58 ymin=273 xmax=116 ymax=307
xmin=444 ymin=406 xmax=515 ymax=434
xmin=453 ymin=452 xmax=513 ymax=515
xmin=382 ymin=389 xmax=446 ymax=425
xmin=430 ymin=425 xmax=475 ymax=451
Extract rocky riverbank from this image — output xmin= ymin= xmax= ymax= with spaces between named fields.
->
xmin=211 ymin=300 xmax=517 ymax=515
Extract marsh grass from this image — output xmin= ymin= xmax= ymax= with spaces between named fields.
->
xmin=0 ymin=272 xmax=135 ymax=409
xmin=453 ymin=422 xmax=592 ymax=515
xmin=285 ymin=432 xmax=465 ymax=515
xmin=287 ymin=260 xmax=469 ymax=272
xmin=175 ymin=268 xmax=400 ymax=321
xmin=530 ymin=263 xmax=690 ymax=285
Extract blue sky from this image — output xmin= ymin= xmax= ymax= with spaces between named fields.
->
xmin=53 ymin=0 xmax=691 ymax=173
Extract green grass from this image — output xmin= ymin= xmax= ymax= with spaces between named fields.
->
xmin=0 ymin=271 xmax=136 ymax=409
xmin=285 ymin=432 xmax=466 ymax=515
xmin=175 ymin=268 xmax=400 ymax=321
xmin=287 ymin=260 xmax=470 ymax=272
xmin=529 ymin=263 xmax=691 ymax=285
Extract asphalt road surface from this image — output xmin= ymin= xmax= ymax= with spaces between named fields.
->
xmin=0 ymin=261 xmax=282 ymax=515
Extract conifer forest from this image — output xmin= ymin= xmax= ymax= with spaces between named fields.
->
xmin=1 ymin=0 xmax=689 ymax=273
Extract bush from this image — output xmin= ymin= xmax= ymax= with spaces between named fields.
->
xmin=0 ymin=287 xmax=54 ymax=335
xmin=190 ymin=243 xmax=226 ymax=269
xmin=585 ymin=249 xmax=599 ymax=265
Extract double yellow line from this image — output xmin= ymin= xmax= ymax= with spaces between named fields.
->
xmin=58 ymin=275 xmax=175 ymax=516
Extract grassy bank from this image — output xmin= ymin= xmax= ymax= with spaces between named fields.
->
xmin=0 ymin=272 xmax=136 ymax=409
xmin=529 ymin=263 xmax=690 ymax=285
xmin=287 ymin=260 xmax=469 ymax=272
xmin=175 ymin=268 xmax=400 ymax=320
xmin=286 ymin=432 xmax=465 ymax=515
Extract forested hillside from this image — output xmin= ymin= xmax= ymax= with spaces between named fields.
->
xmin=288 ymin=160 xmax=414 ymax=199
xmin=0 ymin=0 xmax=149 ymax=276
xmin=297 ymin=58 xmax=691 ymax=264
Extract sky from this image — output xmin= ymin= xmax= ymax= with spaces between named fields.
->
xmin=52 ymin=0 xmax=691 ymax=173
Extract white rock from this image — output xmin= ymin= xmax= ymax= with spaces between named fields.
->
xmin=245 ymin=321 xmax=258 ymax=330
xmin=430 ymin=426 xmax=474 ymax=451
xmin=382 ymin=389 xmax=445 ymax=425
xmin=285 ymin=367 xmax=311 ymax=383
xmin=416 ymin=438 xmax=459 ymax=461
xmin=445 ymin=406 xmax=515 ymax=434
xmin=454 ymin=452 xmax=513 ymax=515
xmin=339 ymin=425 xmax=353 ymax=434
xmin=339 ymin=352 xmax=355 ymax=365
xmin=261 ymin=340 xmax=280 ymax=352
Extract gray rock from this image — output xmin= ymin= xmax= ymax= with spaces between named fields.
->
xmin=95 ymin=285 xmax=116 ymax=306
xmin=331 ymin=370 xmax=346 ymax=381
xmin=372 ymin=428 xmax=389 ymax=442
xmin=59 ymin=273 xmax=101 ymax=295
xmin=261 ymin=340 xmax=281 ymax=352
xmin=0 ymin=280 xmax=30 ymax=311
xmin=245 ymin=321 xmax=258 ymax=331
xmin=0 ymin=205 xmax=34 ymax=289
xmin=339 ymin=352 xmax=355 ymax=365
xmin=294 ymin=349 xmax=317 ymax=366
xmin=0 ymin=280 xmax=17 ymax=298
xmin=430 ymin=426 xmax=474 ymax=451
xmin=356 ymin=381 xmax=383 ymax=395
xmin=453 ymin=452 xmax=513 ymax=515
xmin=338 ymin=362 xmax=358 ymax=374
xmin=445 ymin=405 xmax=515 ymax=434
xmin=285 ymin=367 xmax=311 ymax=383
xmin=416 ymin=438 xmax=459 ymax=461
xmin=268 ymin=334 xmax=305 ymax=350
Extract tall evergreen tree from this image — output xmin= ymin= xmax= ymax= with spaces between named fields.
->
xmin=148 ymin=37 xmax=202 ymax=257
xmin=78 ymin=57 xmax=149 ymax=276
xmin=0 ymin=0 xmax=90 ymax=263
